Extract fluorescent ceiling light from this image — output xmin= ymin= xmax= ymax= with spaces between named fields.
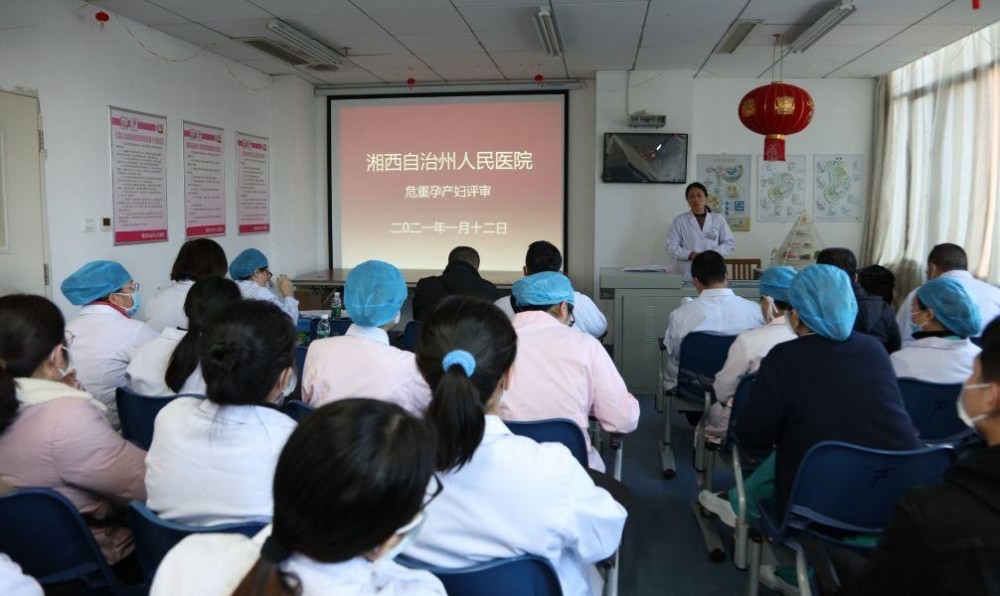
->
xmin=535 ymin=8 xmax=563 ymax=57
xmin=266 ymin=19 xmax=348 ymax=66
xmin=715 ymin=20 xmax=763 ymax=54
xmin=788 ymin=1 xmax=857 ymax=53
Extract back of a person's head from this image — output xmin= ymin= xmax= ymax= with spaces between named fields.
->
xmin=170 ymin=239 xmax=228 ymax=282
xmin=416 ymin=297 xmax=516 ymax=471
xmin=816 ymin=248 xmax=858 ymax=278
xmin=199 ymin=300 xmax=294 ymax=405
xmin=928 ymin=243 xmax=968 ymax=273
xmin=165 ymin=277 xmax=244 ymax=393
xmin=982 ymin=317 xmax=1000 ymax=382
xmin=524 ymin=241 xmax=562 ymax=274
xmin=858 ymin=265 xmax=896 ymax=306
xmin=232 ymin=399 xmax=435 ymax=596
xmin=0 ymin=295 xmax=65 ymax=433
xmin=691 ymin=250 xmax=726 ymax=285
xmin=448 ymin=246 xmax=480 ymax=269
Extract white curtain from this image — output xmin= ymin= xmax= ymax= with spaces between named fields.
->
xmin=863 ymin=22 xmax=1000 ymax=298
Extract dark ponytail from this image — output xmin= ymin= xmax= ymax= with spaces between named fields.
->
xmin=416 ymin=297 xmax=517 ymax=471
xmin=0 ymin=295 xmax=65 ymax=433
xmin=165 ymin=277 xmax=241 ymax=393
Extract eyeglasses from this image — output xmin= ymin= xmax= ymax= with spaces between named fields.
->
xmin=260 ymin=268 xmax=273 ymax=280
xmin=63 ymin=330 xmax=75 ymax=348
xmin=423 ymin=473 xmax=443 ymax=509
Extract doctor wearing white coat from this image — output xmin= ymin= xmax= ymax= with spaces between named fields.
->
xmin=666 ymin=182 xmax=736 ymax=279
xmin=229 ymin=248 xmax=299 ymax=322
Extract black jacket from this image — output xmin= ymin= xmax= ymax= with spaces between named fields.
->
xmin=412 ymin=261 xmax=499 ymax=321
xmin=853 ymin=284 xmax=901 ymax=353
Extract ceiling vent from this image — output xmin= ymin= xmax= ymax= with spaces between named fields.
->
xmin=239 ymin=38 xmax=310 ymax=66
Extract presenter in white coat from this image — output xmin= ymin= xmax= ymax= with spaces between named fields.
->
xmin=151 ymin=399 xmax=445 ymax=596
xmin=229 ymin=248 xmax=299 ymax=322
xmin=665 ymin=182 xmax=736 ymax=278
xmin=406 ymin=297 xmax=626 ymax=596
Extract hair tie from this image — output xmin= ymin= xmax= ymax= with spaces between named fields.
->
xmin=442 ymin=349 xmax=476 ymax=377
xmin=260 ymin=536 xmax=292 ymax=565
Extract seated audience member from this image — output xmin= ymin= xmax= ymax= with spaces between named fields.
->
xmin=858 ymin=264 xmax=896 ymax=307
xmin=698 ymin=265 xmax=920 ymax=593
xmin=413 ymin=246 xmax=499 ymax=321
xmin=125 ymin=277 xmax=242 ymax=396
xmin=500 ymin=271 xmax=639 ymax=471
xmin=891 ymin=276 xmax=982 ymax=384
xmin=705 ymin=267 xmax=798 ymax=443
xmin=495 ymin=240 xmax=608 ymax=338
xmin=61 ymin=260 xmax=158 ymax=428
xmin=817 ymin=248 xmax=901 ymax=353
xmin=229 ymin=248 xmax=299 ymax=322
xmin=662 ymin=250 xmax=764 ymax=391
xmin=405 ymin=297 xmax=626 ymax=596
xmin=897 ymin=243 xmax=1000 ymax=343
xmin=302 ymin=260 xmax=430 ymax=415
xmin=151 ymin=399 xmax=444 ymax=596
xmin=0 ymin=553 xmax=42 ymax=596
xmin=0 ymin=295 xmax=146 ymax=566
xmin=145 ymin=301 xmax=298 ymax=526
xmin=144 ymin=239 xmax=228 ymax=332
xmin=833 ymin=317 xmax=1000 ymax=596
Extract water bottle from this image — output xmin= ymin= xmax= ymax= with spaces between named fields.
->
xmin=331 ymin=291 xmax=343 ymax=319
xmin=316 ymin=314 xmax=331 ymax=340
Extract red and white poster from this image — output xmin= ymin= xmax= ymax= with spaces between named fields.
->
xmin=110 ymin=107 xmax=168 ymax=244
xmin=236 ymin=131 xmax=269 ymax=234
xmin=183 ymin=121 xmax=226 ymax=237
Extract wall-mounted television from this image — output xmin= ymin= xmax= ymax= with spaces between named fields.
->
xmin=601 ymin=132 xmax=688 ymax=183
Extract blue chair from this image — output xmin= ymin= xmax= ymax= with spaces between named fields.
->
xmin=0 ymin=488 xmax=145 ymax=595
xmin=971 ymin=335 xmax=984 ymax=348
xmin=127 ymin=501 xmax=265 ymax=581
xmin=505 ymin=418 xmax=589 ymax=468
xmin=400 ymin=320 xmax=421 ymax=352
xmin=116 ymin=387 xmax=195 ymax=451
xmin=294 ymin=345 xmax=309 ymax=378
xmin=398 ymin=554 xmax=562 ymax=596
xmin=282 ymin=400 xmax=315 ymax=422
xmin=745 ymin=441 xmax=955 ymax=596
xmin=331 ymin=318 xmax=352 ymax=336
xmin=897 ymin=379 xmax=970 ymax=442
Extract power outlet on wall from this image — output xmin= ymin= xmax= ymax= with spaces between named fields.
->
xmin=100 ymin=217 xmax=112 ymax=232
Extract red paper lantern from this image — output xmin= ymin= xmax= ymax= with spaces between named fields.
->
xmin=406 ymin=77 xmax=416 ymax=88
xmin=534 ymin=73 xmax=544 ymax=83
xmin=738 ymin=82 xmax=814 ymax=161
xmin=95 ymin=10 xmax=110 ymax=31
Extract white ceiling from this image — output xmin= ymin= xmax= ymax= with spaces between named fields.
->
xmin=91 ymin=0 xmax=1000 ymax=85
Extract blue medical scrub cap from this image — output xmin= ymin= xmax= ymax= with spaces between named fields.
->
xmin=512 ymin=271 xmax=575 ymax=307
xmin=916 ymin=277 xmax=982 ymax=338
xmin=229 ymin=248 xmax=268 ymax=280
xmin=789 ymin=264 xmax=858 ymax=342
xmin=345 ymin=260 xmax=407 ymax=327
xmin=758 ymin=266 xmax=797 ymax=303
xmin=60 ymin=260 xmax=132 ymax=306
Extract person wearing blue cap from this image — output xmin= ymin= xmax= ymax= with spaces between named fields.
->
xmin=302 ymin=260 xmax=430 ymax=416
xmin=61 ymin=260 xmax=158 ymax=428
xmin=699 ymin=264 xmax=920 ymax=594
xmin=499 ymin=271 xmax=640 ymax=472
xmin=891 ymin=276 xmax=983 ymax=384
xmin=229 ymin=248 xmax=299 ymax=322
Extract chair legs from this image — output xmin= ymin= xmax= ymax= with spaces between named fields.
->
xmin=604 ymin=551 xmax=619 ymax=596
xmin=660 ymin=392 xmax=677 ymax=479
xmin=745 ymin=531 xmax=763 ymax=596
xmin=796 ymin=548 xmax=812 ymax=596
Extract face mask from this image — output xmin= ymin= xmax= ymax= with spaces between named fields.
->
xmin=910 ymin=311 xmax=926 ymax=335
xmin=380 ymin=512 xmax=426 ymax=562
xmin=392 ymin=311 xmax=401 ymax=326
xmin=51 ymin=345 xmax=72 ymax=379
xmin=762 ymin=296 xmax=778 ymax=323
xmin=957 ymin=383 xmax=992 ymax=429
xmin=274 ymin=368 xmax=297 ymax=408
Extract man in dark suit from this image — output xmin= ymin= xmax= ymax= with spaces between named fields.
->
xmin=818 ymin=247 xmax=901 ymax=353
xmin=413 ymin=246 xmax=499 ymax=321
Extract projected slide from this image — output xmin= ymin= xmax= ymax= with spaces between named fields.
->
xmin=330 ymin=94 xmax=565 ymax=271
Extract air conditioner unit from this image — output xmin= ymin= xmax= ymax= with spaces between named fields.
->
xmin=628 ymin=111 xmax=666 ymax=128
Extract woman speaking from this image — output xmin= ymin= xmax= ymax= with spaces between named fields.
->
xmin=665 ymin=182 xmax=735 ymax=278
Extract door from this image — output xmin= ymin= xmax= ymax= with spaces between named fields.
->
xmin=0 ymin=90 xmax=47 ymax=296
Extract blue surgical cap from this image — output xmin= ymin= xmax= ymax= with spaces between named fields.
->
xmin=60 ymin=260 xmax=132 ymax=306
xmin=229 ymin=248 xmax=268 ymax=280
xmin=758 ymin=266 xmax=797 ymax=303
xmin=789 ymin=264 xmax=858 ymax=342
xmin=916 ymin=277 xmax=982 ymax=338
xmin=512 ymin=271 xmax=575 ymax=307
xmin=345 ymin=260 xmax=407 ymax=327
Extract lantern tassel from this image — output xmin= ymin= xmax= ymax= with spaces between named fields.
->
xmin=764 ymin=134 xmax=786 ymax=161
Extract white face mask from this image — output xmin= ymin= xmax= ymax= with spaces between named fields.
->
xmin=51 ymin=345 xmax=73 ymax=379
xmin=957 ymin=383 xmax=992 ymax=429
xmin=379 ymin=511 xmax=426 ymax=561
xmin=274 ymin=368 xmax=297 ymax=408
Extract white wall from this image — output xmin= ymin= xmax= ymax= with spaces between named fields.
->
xmin=566 ymin=84 xmax=597 ymax=294
xmin=0 ymin=0 xmax=321 ymax=313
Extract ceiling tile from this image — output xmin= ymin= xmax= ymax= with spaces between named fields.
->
xmin=644 ymin=0 xmax=746 ymax=27
xmin=199 ymin=18 xmax=271 ymax=38
xmin=554 ymin=1 xmax=648 ymax=30
xmin=147 ymin=0 xmax=270 ymax=22
xmin=351 ymin=0 xmax=454 ymax=10
xmin=640 ymin=26 xmax=727 ymax=49
xmin=91 ymin=0 xmax=189 ymax=26
xmin=636 ymin=45 xmax=711 ymax=69
xmin=476 ymin=29 xmax=544 ymax=53
xmin=741 ymin=0 xmax=833 ymax=25
xmin=311 ymin=70 xmax=384 ymax=84
xmin=564 ymin=47 xmax=637 ymax=74
xmin=247 ymin=0 xmax=358 ymax=17
xmin=458 ymin=5 xmax=535 ymax=33
xmin=843 ymin=0 xmax=951 ymax=26
xmin=364 ymin=9 xmax=470 ymax=36
xmin=434 ymin=64 xmax=506 ymax=81
xmin=347 ymin=53 xmax=445 ymax=82
xmin=151 ymin=22 xmax=232 ymax=48
xmin=920 ymin=0 xmax=1000 ymax=25
xmin=452 ymin=0 xmax=541 ymax=5
xmin=742 ymin=25 xmax=809 ymax=47
xmin=883 ymin=24 xmax=982 ymax=46
xmin=286 ymin=14 xmax=407 ymax=54
xmin=794 ymin=24 xmax=907 ymax=47
xmin=209 ymin=37 xmax=281 ymax=62
xmin=395 ymin=32 xmax=483 ymax=53
xmin=236 ymin=57 xmax=302 ymax=75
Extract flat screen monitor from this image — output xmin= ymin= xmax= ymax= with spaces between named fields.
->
xmin=601 ymin=132 xmax=688 ymax=184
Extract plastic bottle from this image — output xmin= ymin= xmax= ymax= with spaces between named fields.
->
xmin=331 ymin=291 xmax=343 ymax=319
xmin=316 ymin=314 xmax=331 ymax=340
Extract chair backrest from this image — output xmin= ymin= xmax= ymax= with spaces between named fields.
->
xmin=726 ymin=258 xmax=761 ymax=281
xmin=401 ymin=320 xmax=421 ymax=352
xmin=0 ymin=488 xmax=125 ymax=590
xmin=282 ymin=399 xmax=315 ymax=422
xmin=724 ymin=373 xmax=757 ymax=449
xmin=505 ymin=419 xmax=589 ymax=468
xmin=897 ymin=379 xmax=965 ymax=441
xmin=116 ymin=386 xmax=184 ymax=451
xmin=294 ymin=345 xmax=308 ymax=378
xmin=127 ymin=501 xmax=265 ymax=580
xmin=783 ymin=441 xmax=954 ymax=534
xmin=331 ymin=318 xmax=352 ymax=336
xmin=970 ymin=335 xmax=984 ymax=348
xmin=397 ymin=555 xmax=562 ymax=596
xmin=677 ymin=333 xmax=738 ymax=399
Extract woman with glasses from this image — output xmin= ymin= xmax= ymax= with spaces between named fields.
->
xmin=0 ymin=294 xmax=147 ymax=567
xmin=229 ymin=248 xmax=298 ymax=322
xmin=151 ymin=399 xmax=444 ymax=595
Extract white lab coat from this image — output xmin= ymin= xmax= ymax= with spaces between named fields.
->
xmin=143 ymin=280 xmax=193 ymax=333
xmin=0 ymin=554 xmax=42 ymax=596
xmin=236 ymin=279 xmax=299 ymax=322
xmin=124 ymin=328 xmax=206 ymax=397
xmin=495 ymin=291 xmax=608 ymax=338
xmin=151 ymin=527 xmax=444 ymax=596
xmin=896 ymin=270 xmax=1000 ymax=343
xmin=405 ymin=416 xmax=626 ymax=596
xmin=665 ymin=212 xmax=736 ymax=278
xmin=891 ymin=336 xmax=981 ymax=384
xmin=66 ymin=304 xmax=159 ymax=429
xmin=662 ymin=288 xmax=764 ymax=390
xmin=145 ymin=397 xmax=296 ymax=526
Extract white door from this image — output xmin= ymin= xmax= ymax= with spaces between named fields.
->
xmin=0 ymin=90 xmax=47 ymax=296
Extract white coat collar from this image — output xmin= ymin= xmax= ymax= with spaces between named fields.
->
xmin=942 ymin=270 xmax=974 ymax=281
xmin=698 ymin=288 xmax=736 ymax=298
xmin=512 ymin=310 xmax=564 ymax=330
xmin=78 ymin=303 xmax=128 ymax=318
xmin=161 ymin=327 xmax=187 ymax=341
xmin=484 ymin=414 xmax=512 ymax=436
xmin=197 ymin=397 xmax=285 ymax=424
xmin=345 ymin=324 xmax=390 ymax=345
xmin=15 ymin=377 xmax=107 ymax=411
xmin=908 ymin=336 xmax=975 ymax=351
